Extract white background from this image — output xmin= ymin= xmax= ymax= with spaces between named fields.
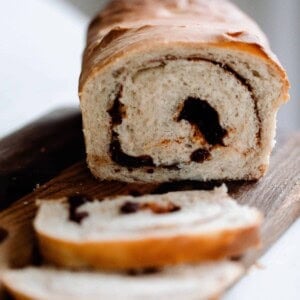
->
xmin=0 ymin=1 xmax=299 ymax=299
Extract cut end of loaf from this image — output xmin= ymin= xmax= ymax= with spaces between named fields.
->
xmin=81 ymin=44 xmax=286 ymax=182
xmin=79 ymin=0 xmax=289 ymax=183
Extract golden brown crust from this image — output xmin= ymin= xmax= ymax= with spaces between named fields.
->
xmin=79 ymin=0 xmax=289 ymax=103
xmin=37 ymin=224 xmax=261 ymax=270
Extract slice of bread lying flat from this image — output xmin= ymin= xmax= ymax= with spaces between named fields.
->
xmin=1 ymin=261 xmax=243 ymax=300
xmin=34 ymin=186 xmax=262 ymax=270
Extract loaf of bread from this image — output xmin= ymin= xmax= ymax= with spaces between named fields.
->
xmin=1 ymin=261 xmax=243 ymax=300
xmin=34 ymin=186 xmax=261 ymax=270
xmin=79 ymin=0 xmax=289 ymax=183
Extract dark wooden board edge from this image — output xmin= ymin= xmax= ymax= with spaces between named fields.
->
xmin=0 ymin=107 xmax=85 ymax=210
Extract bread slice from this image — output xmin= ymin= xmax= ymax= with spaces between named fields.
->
xmin=34 ymin=186 xmax=262 ymax=270
xmin=1 ymin=261 xmax=243 ymax=300
xmin=79 ymin=0 xmax=289 ymax=183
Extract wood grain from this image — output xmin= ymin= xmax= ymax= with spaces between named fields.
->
xmin=0 ymin=133 xmax=299 ymax=295
xmin=0 ymin=107 xmax=85 ymax=210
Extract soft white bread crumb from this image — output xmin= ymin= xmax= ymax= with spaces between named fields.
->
xmin=1 ymin=261 xmax=243 ymax=300
xmin=34 ymin=186 xmax=262 ymax=270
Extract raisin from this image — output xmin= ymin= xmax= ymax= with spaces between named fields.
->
xmin=178 ymin=97 xmax=227 ymax=145
xmin=120 ymin=201 xmax=140 ymax=214
xmin=68 ymin=195 xmax=92 ymax=224
xmin=190 ymin=148 xmax=211 ymax=163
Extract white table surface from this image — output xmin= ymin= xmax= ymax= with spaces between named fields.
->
xmin=0 ymin=1 xmax=299 ymax=299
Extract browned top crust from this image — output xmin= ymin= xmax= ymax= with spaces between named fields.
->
xmin=79 ymin=0 xmax=289 ymax=101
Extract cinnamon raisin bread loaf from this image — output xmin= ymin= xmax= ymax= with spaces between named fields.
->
xmin=34 ymin=186 xmax=262 ymax=270
xmin=2 ymin=261 xmax=243 ymax=300
xmin=79 ymin=0 xmax=289 ymax=183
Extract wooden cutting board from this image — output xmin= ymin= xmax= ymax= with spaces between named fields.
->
xmin=0 ymin=107 xmax=85 ymax=210
xmin=0 ymin=115 xmax=299 ymax=296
